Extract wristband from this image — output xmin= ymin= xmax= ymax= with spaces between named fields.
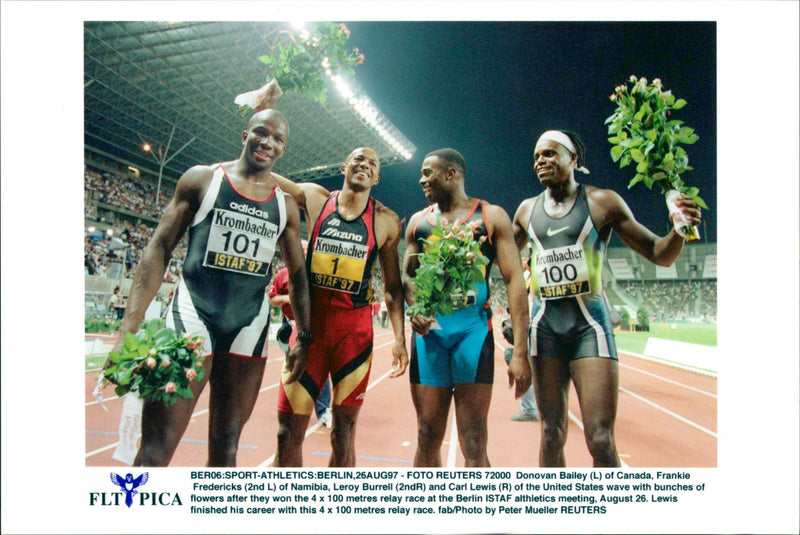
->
xmin=296 ymin=329 xmax=314 ymax=344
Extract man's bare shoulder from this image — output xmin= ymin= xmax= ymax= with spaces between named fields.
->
xmin=374 ymin=200 xmax=402 ymax=232
xmin=480 ymin=199 xmax=513 ymax=223
xmin=585 ymin=185 xmax=626 ymax=210
xmin=518 ymin=194 xmax=541 ymax=209
xmin=374 ymin=199 xmax=400 ymax=218
xmin=176 ymin=165 xmax=216 ymax=192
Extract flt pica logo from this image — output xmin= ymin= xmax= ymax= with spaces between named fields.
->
xmin=89 ymin=472 xmax=183 ymax=508
xmin=110 ymin=472 xmax=149 ymax=507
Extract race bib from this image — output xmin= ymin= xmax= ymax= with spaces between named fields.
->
xmin=310 ymin=237 xmax=369 ymax=294
xmin=533 ymin=244 xmax=591 ymax=299
xmin=203 ymin=208 xmax=279 ymax=276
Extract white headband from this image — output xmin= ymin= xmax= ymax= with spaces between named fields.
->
xmin=537 ymin=130 xmax=590 ymax=174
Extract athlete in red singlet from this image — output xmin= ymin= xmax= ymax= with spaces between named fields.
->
xmin=273 ymin=147 xmax=408 ymax=467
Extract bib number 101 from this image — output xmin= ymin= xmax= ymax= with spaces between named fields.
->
xmin=221 ymin=230 xmax=260 ymax=257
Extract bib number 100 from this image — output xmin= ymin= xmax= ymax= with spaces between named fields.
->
xmin=540 ymin=264 xmax=578 ymax=284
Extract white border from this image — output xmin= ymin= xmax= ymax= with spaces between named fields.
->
xmin=2 ymin=2 xmax=798 ymax=534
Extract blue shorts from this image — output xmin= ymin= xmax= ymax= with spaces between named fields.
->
xmin=410 ymin=314 xmax=495 ymax=388
xmin=529 ymin=294 xmax=617 ymax=361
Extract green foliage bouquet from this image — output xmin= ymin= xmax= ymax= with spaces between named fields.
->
xmin=102 ymin=319 xmax=205 ymax=406
xmin=605 ymin=75 xmax=708 ymax=241
xmin=235 ymin=22 xmax=365 ymax=111
xmin=407 ymin=218 xmax=490 ymax=318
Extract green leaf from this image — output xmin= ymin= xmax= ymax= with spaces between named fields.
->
xmin=621 ymin=138 xmax=642 ymax=148
xmin=630 ymin=149 xmax=645 ymax=163
xmin=673 ymin=99 xmax=687 ymax=109
xmin=610 ymin=145 xmax=624 ymax=162
xmin=693 ymin=195 xmax=709 ymax=210
xmin=152 ymin=328 xmax=176 ymax=346
xmin=123 ymin=332 xmax=139 ymax=351
xmin=636 ymin=160 xmax=649 ymax=173
xmin=628 ymin=175 xmax=644 ymax=189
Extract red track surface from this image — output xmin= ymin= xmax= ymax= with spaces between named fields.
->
xmin=85 ymin=324 xmax=716 ymax=468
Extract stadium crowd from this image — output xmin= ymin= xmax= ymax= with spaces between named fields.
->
xmin=85 ymin=165 xmax=185 ymax=280
xmin=619 ymin=280 xmax=717 ymax=322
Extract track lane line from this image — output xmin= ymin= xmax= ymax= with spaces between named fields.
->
xmin=620 ymin=362 xmax=717 ymax=398
xmin=618 ymin=386 xmax=717 ymax=437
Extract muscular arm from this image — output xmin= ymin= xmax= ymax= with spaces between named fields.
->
xmin=271 ymin=173 xmax=330 ymax=232
xmin=589 ymin=188 xmax=701 ymax=267
xmin=376 ymin=207 xmax=408 ymax=377
xmin=486 ymin=204 xmax=532 ymax=398
xmin=277 ymin=195 xmax=312 ymax=383
xmin=512 ymin=197 xmax=535 ymax=253
xmin=117 ymin=166 xmax=210 ymax=341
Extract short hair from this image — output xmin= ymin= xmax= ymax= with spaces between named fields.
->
xmin=425 ymin=148 xmax=467 ymax=177
xmin=560 ymin=130 xmax=587 ymax=170
xmin=247 ymin=108 xmax=289 ymax=133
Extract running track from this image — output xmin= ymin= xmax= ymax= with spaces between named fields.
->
xmin=85 ymin=323 xmax=717 ymax=467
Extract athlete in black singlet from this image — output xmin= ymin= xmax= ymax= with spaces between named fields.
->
xmin=513 ymin=130 xmax=702 ymax=467
xmin=105 ymin=109 xmax=311 ymax=466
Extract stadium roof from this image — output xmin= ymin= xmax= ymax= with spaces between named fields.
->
xmin=84 ymin=21 xmax=416 ymax=184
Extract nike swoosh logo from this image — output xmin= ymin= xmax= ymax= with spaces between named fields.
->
xmin=546 ymin=225 xmax=570 ymax=237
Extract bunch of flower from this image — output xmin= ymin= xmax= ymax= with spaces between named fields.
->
xmin=240 ymin=22 xmax=363 ymax=110
xmin=406 ymin=218 xmax=490 ymax=318
xmin=102 ymin=319 xmax=205 ymax=406
xmin=606 ymin=75 xmax=708 ymax=240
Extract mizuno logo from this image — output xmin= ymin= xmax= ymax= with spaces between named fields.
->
xmin=546 ymin=225 xmax=570 ymax=237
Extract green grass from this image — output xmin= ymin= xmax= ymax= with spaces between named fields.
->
xmin=614 ymin=322 xmax=717 ymax=354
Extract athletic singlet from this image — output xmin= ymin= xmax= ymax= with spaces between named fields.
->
xmin=526 ymin=184 xmax=617 ymax=360
xmin=412 ymin=199 xmax=496 ymax=327
xmin=307 ymin=191 xmax=378 ymax=310
xmin=180 ymin=165 xmax=287 ymax=335
xmin=527 ymin=184 xmax=605 ymax=301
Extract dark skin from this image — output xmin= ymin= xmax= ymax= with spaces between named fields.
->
xmin=402 ymin=154 xmax=531 ymax=467
xmin=104 ymin=110 xmax=311 ymax=467
xmin=272 ymin=147 xmax=408 ymax=467
xmin=512 ymin=138 xmax=702 ymax=467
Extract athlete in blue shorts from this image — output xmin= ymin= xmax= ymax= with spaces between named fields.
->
xmin=513 ymin=130 xmax=702 ymax=467
xmin=403 ymin=148 xmax=531 ymax=467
